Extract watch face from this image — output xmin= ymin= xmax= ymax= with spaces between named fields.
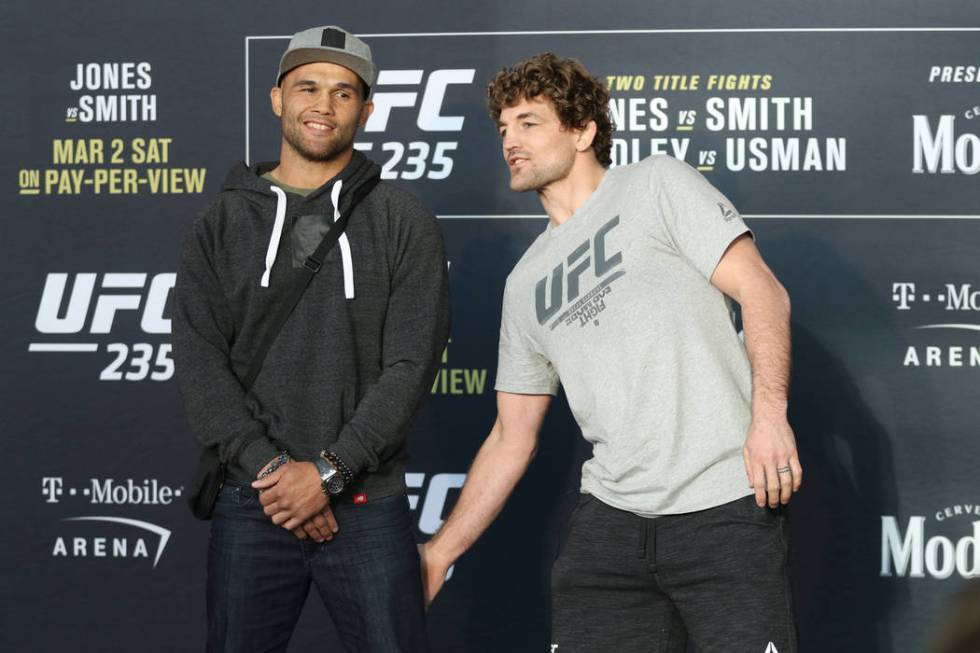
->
xmin=326 ymin=474 xmax=345 ymax=495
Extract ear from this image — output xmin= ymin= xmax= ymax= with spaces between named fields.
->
xmin=575 ymin=119 xmax=597 ymax=153
xmin=270 ymin=86 xmax=283 ymax=118
xmin=358 ymin=100 xmax=374 ymax=127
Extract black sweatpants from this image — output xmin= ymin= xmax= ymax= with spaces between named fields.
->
xmin=551 ymin=493 xmax=797 ymax=652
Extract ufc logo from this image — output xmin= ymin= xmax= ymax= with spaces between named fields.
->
xmin=536 ymin=216 xmax=623 ymax=325
xmin=35 ymin=272 xmax=174 ymax=334
xmin=405 ymin=472 xmax=466 ymax=535
xmin=365 ymin=69 xmax=475 ymax=132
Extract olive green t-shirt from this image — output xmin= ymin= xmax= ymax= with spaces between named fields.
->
xmin=261 ymin=172 xmax=314 ymax=197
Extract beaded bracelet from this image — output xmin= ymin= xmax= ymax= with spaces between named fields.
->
xmin=258 ymin=451 xmax=290 ymax=479
xmin=320 ymin=450 xmax=353 ymax=484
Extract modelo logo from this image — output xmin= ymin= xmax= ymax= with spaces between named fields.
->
xmin=912 ymin=115 xmax=980 ymax=175
xmin=365 ymin=69 xmax=475 ymax=133
xmin=35 ymin=272 xmax=174 ymax=334
xmin=880 ymin=515 xmax=980 ymax=579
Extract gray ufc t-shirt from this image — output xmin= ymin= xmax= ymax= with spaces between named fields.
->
xmin=495 ymin=155 xmax=755 ymax=516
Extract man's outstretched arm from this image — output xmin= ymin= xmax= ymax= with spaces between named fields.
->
xmin=420 ymin=391 xmax=552 ymax=606
xmin=711 ymin=233 xmax=801 ymax=509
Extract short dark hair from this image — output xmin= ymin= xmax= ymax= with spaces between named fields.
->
xmin=487 ymin=52 xmax=613 ymax=167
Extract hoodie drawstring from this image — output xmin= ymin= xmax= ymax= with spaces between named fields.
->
xmin=331 ymin=179 xmax=355 ymax=299
xmin=261 ymin=186 xmax=288 ymax=288
xmin=260 ymin=181 xmax=354 ymax=298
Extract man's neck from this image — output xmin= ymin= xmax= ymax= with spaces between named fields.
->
xmin=538 ymin=158 xmax=607 ymax=228
xmin=268 ymin=144 xmax=353 ymax=190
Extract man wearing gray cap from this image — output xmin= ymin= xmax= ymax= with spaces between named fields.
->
xmin=174 ymin=25 xmax=449 ymax=651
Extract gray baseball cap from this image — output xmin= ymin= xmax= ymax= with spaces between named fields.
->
xmin=277 ymin=26 xmax=378 ymax=91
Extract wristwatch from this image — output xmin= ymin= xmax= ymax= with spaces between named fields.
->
xmin=313 ymin=456 xmax=346 ymax=496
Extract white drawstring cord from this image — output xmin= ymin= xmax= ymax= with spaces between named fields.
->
xmin=331 ymin=180 xmax=355 ymax=299
xmin=261 ymin=186 xmax=288 ymax=288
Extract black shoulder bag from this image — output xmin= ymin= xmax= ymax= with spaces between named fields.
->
xmin=186 ymin=177 xmax=379 ymax=520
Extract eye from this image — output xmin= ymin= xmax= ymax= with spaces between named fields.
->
xmin=498 ymin=128 xmax=507 ymax=138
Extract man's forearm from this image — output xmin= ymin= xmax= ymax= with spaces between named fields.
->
xmin=427 ymin=419 xmax=537 ymax=565
xmin=740 ymin=274 xmax=791 ymax=419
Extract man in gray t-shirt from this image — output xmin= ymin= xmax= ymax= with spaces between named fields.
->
xmin=421 ymin=53 xmax=802 ymax=652
xmin=497 ymin=153 xmax=755 ymax=517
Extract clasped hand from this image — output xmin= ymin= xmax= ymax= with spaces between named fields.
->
xmin=253 ymin=460 xmax=339 ymax=542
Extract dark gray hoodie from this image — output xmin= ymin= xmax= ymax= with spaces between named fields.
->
xmin=174 ymin=151 xmax=450 ymax=500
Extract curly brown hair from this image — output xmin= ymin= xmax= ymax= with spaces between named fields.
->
xmin=487 ymin=52 xmax=613 ymax=167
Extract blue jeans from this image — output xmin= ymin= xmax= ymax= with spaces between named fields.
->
xmin=207 ymin=482 xmax=429 ymax=652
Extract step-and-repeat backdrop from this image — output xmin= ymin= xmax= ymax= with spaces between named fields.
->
xmin=3 ymin=3 xmax=978 ymax=651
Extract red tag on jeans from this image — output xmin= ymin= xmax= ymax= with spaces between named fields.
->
xmin=353 ymin=493 xmax=368 ymax=504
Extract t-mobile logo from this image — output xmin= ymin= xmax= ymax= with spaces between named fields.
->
xmin=42 ymin=477 xmax=64 ymax=503
xmin=892 ymin=282 xmax=916 ymax=310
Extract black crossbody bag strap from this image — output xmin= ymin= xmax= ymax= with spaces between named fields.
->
xmin=242 ymin=175 xmax=379 ymax=391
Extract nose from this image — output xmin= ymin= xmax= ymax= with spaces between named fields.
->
xmin=311 ymin=90 xmax=334 ymax=115
xmin=502 ymin=130 xmax=519 ymax=155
